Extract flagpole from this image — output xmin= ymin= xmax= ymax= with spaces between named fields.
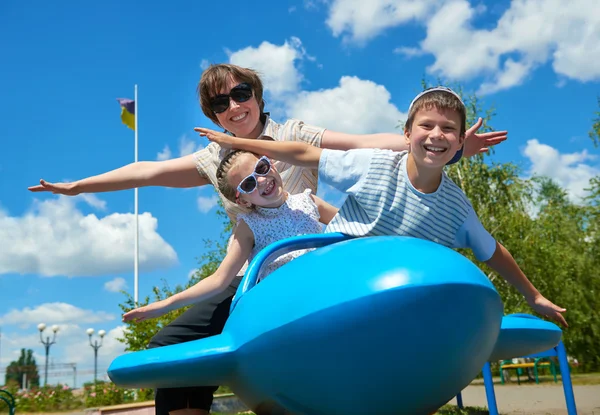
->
xmin=134 ymin=84 xmax=139 ymax=305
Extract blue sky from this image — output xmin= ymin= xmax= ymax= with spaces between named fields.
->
xmin=1 ymin=0 xmax=599 ymax=387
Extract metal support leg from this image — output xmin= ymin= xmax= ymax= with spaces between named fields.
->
xmin=556 ymin=341 xmax=577 ymax=415
xmin=483 ymin=362 xmax=499 ymax=415
xmin=456 ymin=392 xmax=464 ymax=409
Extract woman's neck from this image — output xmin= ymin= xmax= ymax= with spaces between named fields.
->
xmin=247 ymin=121 xmax=264 ymax=139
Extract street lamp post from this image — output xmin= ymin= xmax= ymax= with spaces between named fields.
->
xmin=86 ymin=328 xmax=105 ymax=384
xmin=38 ymin=323 xmax=59 ymax=387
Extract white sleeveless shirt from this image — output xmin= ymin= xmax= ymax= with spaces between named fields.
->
xmin=238 ymin=189 xmax=322 ymax=282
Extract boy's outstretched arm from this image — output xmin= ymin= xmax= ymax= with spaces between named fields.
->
xmin=485 ymin=241 xmax=568 ymax=327
xmin=195 ymin=128 xmax=322 ymax=169
xmin=122 ymin=221 xmax=254 ymax=322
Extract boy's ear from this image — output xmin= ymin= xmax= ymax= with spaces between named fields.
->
xmin=404 ymin=129 xmax=411 ymax=147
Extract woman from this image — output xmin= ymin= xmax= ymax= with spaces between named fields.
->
xmin=29 ymin=64 xmax=507 ymax=415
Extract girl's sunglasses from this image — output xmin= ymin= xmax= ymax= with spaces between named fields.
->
xmin=236 ymin=156 xmax=272 ymax=199
xmin=210 ymin=83 xmax=253 ymax=114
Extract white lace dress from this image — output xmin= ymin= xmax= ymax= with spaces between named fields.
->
xmin=238 ymin=189 xmax=323 ymax=282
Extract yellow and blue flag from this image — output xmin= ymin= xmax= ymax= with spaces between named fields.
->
xmin=117 ymin=98 xmax=135 ymax=130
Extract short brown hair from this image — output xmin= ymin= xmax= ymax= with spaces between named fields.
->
xmin=405 ymin=89 xmax=466 ymax=137
xmin=197 ymin=64 xmax=266 ymax=128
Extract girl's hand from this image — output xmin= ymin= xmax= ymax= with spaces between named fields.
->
xmin=122 ymin=301 xmax=168 ymax=323
xmin=463 ymin=117 xmax=508 ymax=158
xmin=28 ymin=179 xmax=80 ymax=195
xmin=195 ymin=127 xmax=237 ymax=149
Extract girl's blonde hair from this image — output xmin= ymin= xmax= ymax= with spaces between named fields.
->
xmin=216 ymin=150 xmax=256 ymax=204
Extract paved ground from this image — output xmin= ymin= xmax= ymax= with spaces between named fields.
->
xmin=13 ymin=383 xmax=600 ymax=414
xmin=455 ymin=383 xmax=600 ymax=414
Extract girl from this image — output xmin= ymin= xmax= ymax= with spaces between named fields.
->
xmin=122 ymin=150 xmax=338 ymax=323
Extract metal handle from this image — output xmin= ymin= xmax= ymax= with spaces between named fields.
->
xmin=230 ymin=232 xmax=351 ymax=313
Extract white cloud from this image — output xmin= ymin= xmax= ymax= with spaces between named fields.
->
xmin=0 ymin=196 xmax=177 ymax=277
xmin=104 ymin=277 xmax=127 ymax=293
xmin=156 ymin=135 xmax=203 ymax=161
xmin=178 ymin=135 xmax=202 ymax=157
xmin=522 ymin=139 xmax=599 ymax=202
xmin=197 ymin=196 xmax=219 ymax=213
xmin=326 ymin=0 xmax=600 ymax=93
xmin=286 ymin=76 xmax=407 ymax=134
xmin=478 ymin=59 xmax=533 ymax=95
xmin=326 ymin=0 xmax=439 ymax=43
xmin=223 ymin=40 xmax=406 ymax=135
xmin=200 ymin=59 xmax=211 ymax=70
xmin=393 ymin=46 xmax=426 ymax=58
xmin=0 ymin=303 xmax=115 ymax=327
xmin=157 ymin=145 xmax=172 ymax=161
xmin=228 ymin=37 xmax=309 ymax=99
xmin=76 ymin=194 xmax=107 ymax=211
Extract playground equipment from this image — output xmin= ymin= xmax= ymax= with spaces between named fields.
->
xmin=456 ymin=313 xmax=576 ymax=415
xmin=0 ymin=390 xmax=16 ymax=415
xmin=108 ymin=234 xmax=566 ymax=415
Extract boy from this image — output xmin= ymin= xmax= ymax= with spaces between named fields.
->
xmin=195 ymin=86 xmax=567 ymax=327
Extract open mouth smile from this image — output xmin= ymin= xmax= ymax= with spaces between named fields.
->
xmin=231 ymin=112 xmax=248 ymax=122
xmin=423 ymin=144 xmax=448 ymax=154
xmin=261 ymin=179 xmax=276 ymax=196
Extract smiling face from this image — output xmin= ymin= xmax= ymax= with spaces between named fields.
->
xmin=212 ymin=76 xmax=264 ymax=138
xmin=405 ymin=106 xmax=465 ymax=169
xmin=227 ymin=153 xmax=286 ymax=208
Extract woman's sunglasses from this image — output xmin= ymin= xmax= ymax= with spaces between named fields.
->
xmin=210 ymin=83 xmax=253 ymax=114
xmin=236 ymin=156 xmax=272 ymax=199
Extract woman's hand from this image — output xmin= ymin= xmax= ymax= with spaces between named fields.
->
xmin=195 ymin=127 xmax=238 ymax=149
xmin=28 ymin=179 xmax=80 ymax=195
xmin=464 ymin=118 xmax=508 ymax=158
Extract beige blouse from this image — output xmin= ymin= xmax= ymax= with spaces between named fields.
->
xmin=193 ymin=116 xmax=325 ymax=222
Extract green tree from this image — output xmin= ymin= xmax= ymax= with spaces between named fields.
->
xmin=590 ymin=97 xmax=600 ymax=147
xmin=5 ymin=348 xmax=40 ymax=388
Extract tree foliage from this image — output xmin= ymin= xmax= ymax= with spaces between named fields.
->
xmin=5 ymin=349 xmax=40 ymax=388
xmin=590 ymin=96 xmax=600 ymax=147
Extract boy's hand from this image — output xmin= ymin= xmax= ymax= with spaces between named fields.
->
xmin=28 ymin=179 xmax=80 ymax=195
xmin=464 ymin=117 xmax=508 ymax=158
xmin=527 ymin=294 xmax=568 ymax=327
xmin=122 ymin=302 xmax=167 ymax=323
xmin=195 ymin=127 xmax=238 ymax=149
